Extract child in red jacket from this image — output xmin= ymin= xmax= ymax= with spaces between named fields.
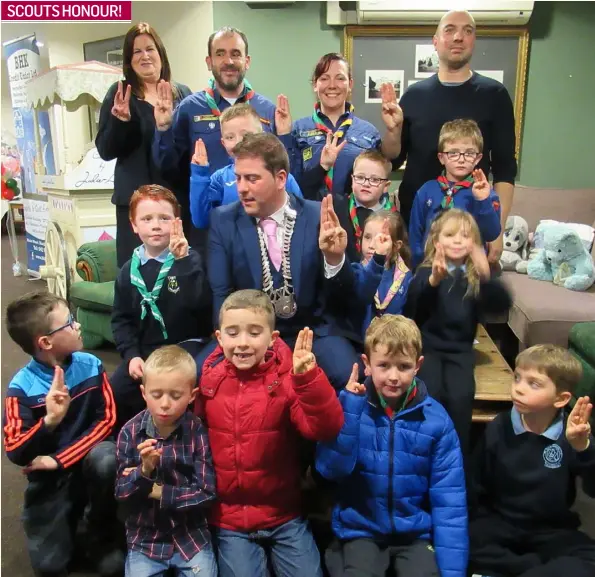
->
xmin=195 ymin=289 xmax=343 ymax=577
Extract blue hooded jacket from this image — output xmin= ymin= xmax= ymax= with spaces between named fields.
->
xmin=315 ymin=378 xmax=468 ymax=577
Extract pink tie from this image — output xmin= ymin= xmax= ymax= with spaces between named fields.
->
xmin=260 ymin=218 xmax=282 ymax=271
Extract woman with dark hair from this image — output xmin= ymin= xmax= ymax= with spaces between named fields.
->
xmin=96 ymin=22 xmax=191 ymax=267
xmin=287 ymin=52 xmax=403 ymax=200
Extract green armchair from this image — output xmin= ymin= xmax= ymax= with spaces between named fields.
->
xmin=569 ymin=322 xmax=595 ymax=399
xmin=70 ymin=240 xmax=117 ymax=349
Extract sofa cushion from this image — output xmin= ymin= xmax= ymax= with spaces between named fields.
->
xmin=569 ymin=322 xmax=595 ymax=367
xmin=504 ymin=272 xmax=595 ymax=347
xmin=70 ymin=281 xmax=115 ymax=313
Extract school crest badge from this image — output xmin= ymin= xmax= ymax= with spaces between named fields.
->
xmin=209 ymin=122 xmax=215 ymax=129
xmin=167 ymin=276 xmax=180 ymax=294
xmin=303 ymin=147 xmax=313 ymax=162
xmin=543 ymin=444 xmax=563 ymax=469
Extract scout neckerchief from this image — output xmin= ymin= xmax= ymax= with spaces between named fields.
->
xmin=437 ymin=170 xmax=474 ymax=210
xmin=130 ymin=247 xmax=175 ymax=339
xmin=311 ymin=102 xmax=354 ymax=191
xmin=349 ymin=193 xmax=396 ymax=253
xmin=374 ymin=254 xmax=410 ymax=312
xmin=204 ymin=77 xmax=255 ymax=117
xmin=378 ymin=378 xmax=418 ymax=419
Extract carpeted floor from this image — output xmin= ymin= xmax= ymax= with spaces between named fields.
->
xmin=2 ymin=233 xmax=594 ymax=576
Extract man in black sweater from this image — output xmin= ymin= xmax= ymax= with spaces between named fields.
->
xmin=470 ymin=345 xmax=595 ymax=577
xmin=393 ymin=10 xmax=517 ymax=267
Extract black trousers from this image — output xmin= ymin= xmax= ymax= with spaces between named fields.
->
xmin=115 ymin=205 xmax=141 ymax=269
xmin=111 ymin=339 xmax=208 ymax=431
xmin=325 ymin=538 xmax=439 ymax=577
xmin=22 ymin=442 xmax=118 ymax=575
xmin=469 ymin=511 xmax=595 ymax=577
xmin=418 ymin=349 xmax=475 ymax=460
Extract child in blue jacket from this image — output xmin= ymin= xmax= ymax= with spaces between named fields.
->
xmin=316 ymin=315 xmax=468 ymax=577
xmin=408 ymin=119 xmax=501 ymax=269
xmin=189 ymin=103 xmax=302 ymax=228
xmin=350 ymin=210 xmax=413 ymax=337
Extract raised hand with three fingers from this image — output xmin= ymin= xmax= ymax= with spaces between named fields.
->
xmin=373 ymin=218 xmax=393 ymax=257
xmin=293 ymin=327 xmax=317 ymax=375
xmin=379 ymin=83 xmax=404 ymax=132
xmin=154 ymin=80 xmax=174 ymax=131
xmin=566 ymin=396 xmax=593 ymax=452
xmin=429 ymin=243 xmax=449 ymax=287
xmin=320 ymin=132 xmax=347 ymax=171
xmin=471 ymin=168 xmax=490 ymax=201
xmin=138 ymin=438 xmax=162 ymax=477
xmin=191 ymin=138 xmax=209 ymax=167
xmin=275 ymin=94 xmax=292 ymax=136
xmin=345 ymin=363 xmax=366 ymax=396
xmin=44 ymin=366 xmax=71 ymax=429
xmin=111 ymin=81 xmax=132 ymax=122
xmin=319 ymin=195 xmax=348 ymax=266
xmin=169 ymin=218 xmax=189 ymax=260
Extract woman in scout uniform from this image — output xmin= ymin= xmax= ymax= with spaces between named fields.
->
xmin=285 ymin=53 xmax=403 ymax=198
xmin=110 ymin=185 xmax=211 ymax=430
xmin=96 ymin=22 xmax=191 ymax=267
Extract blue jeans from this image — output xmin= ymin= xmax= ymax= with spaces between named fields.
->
xmin=215 ymin=517 xmax=322 ymax=577
xmin=125 ymin=545 xmax=217 ymax=577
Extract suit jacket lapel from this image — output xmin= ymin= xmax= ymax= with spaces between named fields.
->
xmin=290 ymin=200 xmax=306 ymax=299
xmin=238 ymin=211 xmax=263 ymax=289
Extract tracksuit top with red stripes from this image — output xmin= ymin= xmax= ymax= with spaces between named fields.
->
xmin=3 ymin=352 xmax=116 ymax=472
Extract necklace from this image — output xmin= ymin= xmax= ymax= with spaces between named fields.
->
xmin=256 ymin=209 xmax=297 ymax=319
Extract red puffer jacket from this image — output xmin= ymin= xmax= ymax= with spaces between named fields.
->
xmin=194 ymin=338 xmax=343 ymax=532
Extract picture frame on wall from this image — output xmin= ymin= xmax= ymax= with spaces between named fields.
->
xmin=344 ymin=25 xmax=529 ymax=159
xmin=83 ymin=36 xmax=125 ymax=68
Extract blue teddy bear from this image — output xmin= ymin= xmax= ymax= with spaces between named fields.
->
xmin=527 ymin=224 xmax=595 ymax=291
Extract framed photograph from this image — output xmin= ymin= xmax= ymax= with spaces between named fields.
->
xmin=83 ymin=36 xmax=125 ymax=68
xmin=415 ymin=44 xmax=439 ymax=78
xmin=344 ymin=25 xmax=530 ymax=159
xmin=364 ymin=69 xmax=404 ymax=103
xmin=475 ymin=69 xmax=504 ymax=83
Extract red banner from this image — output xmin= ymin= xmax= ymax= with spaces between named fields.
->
xmin=1 ymin=1 xmax=132 ymax=22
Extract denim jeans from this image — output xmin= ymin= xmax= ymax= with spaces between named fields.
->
xmin=125 ymin=545 xmax=217 ymax=577
xmin=214 ymin=517 xmax=322 ymax=577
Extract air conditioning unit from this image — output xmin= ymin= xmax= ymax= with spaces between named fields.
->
xmin=356 ymin=1 xmax=534 ymax=25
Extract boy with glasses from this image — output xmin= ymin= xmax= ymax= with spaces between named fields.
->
xmin=3 ymin=292 xmax=121 ymax=577
xmin=408 ymin=119 xmax=501 ymax=268
xmin=301 ymin=146 xmax=396 ymax=262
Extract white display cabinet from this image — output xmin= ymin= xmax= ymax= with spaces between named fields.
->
xmin=26 ymin=61 xmax=122 ymax=299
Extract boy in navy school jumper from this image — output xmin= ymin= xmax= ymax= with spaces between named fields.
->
xmin=3 ymin=292 xmax=121 ymax=577
xmin=409 ymin=118 xmax=501 ymax=269
xmin=116 ymin=345 xmax=217 ymax=577
xmin=316 ymin=315 xmax=468 ymax=577
xmin=189 ymin=103 xmax=302 ymax=229
xmin=300 ymin=145 xmax=397 ymax=264
xmin=470 ymin=345 xmax=595 ymax=577
xmin=111 ymin=184 xmax=211 ymax=430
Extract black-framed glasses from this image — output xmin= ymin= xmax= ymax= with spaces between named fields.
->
xmin=443 ymin=151 xmax=479 ymax=161
xmin=47 ymin=313 xmax=76 ymax=336
xmin=352 ymin=175 xmax=389 ymax=187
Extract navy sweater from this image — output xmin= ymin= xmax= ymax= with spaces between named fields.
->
xmin=473 ymin=409 xmax=595 ymax=529
xmin=112 ymin=250 xmax=211 ymax=361
xmin=404 ymin=266 xmax=511 ymax=353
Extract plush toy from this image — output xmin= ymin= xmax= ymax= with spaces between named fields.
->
xmin=500 ymin=215 xmax=529 ymax=273
xmin=527 ymin=224 xmax=595 ymax=291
